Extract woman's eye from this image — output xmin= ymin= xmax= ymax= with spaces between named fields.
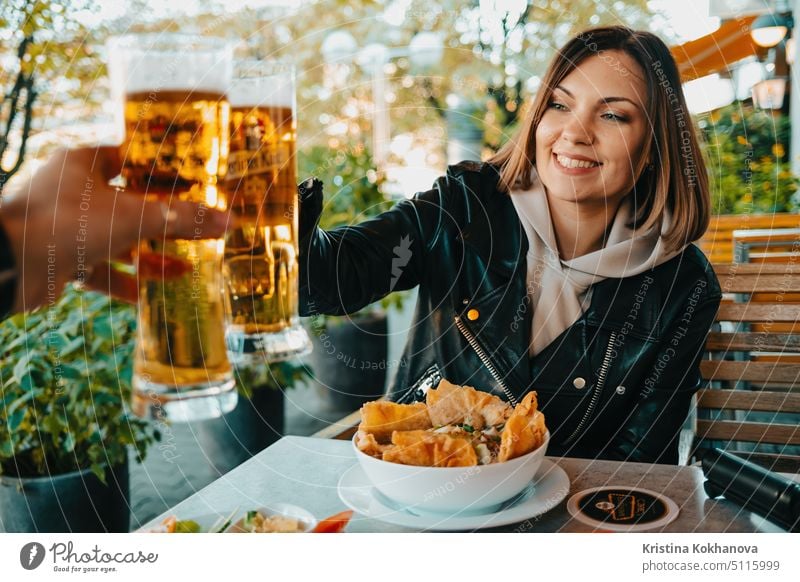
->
xmin=548 ymin=101 xmax=567 ymax=111
xmin=601 ymin=112 xmax=627 ymax=122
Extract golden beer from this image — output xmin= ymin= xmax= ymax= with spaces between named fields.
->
xmin=223 ymin=105 xmax=297 ymax=332
xmin=108 ymin=35 xmax=236 ymax=421
xmin=222 ymin=63 xmax=311 ymax=362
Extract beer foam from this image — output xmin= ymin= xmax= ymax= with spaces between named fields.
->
xmin=122 ymin=51 xmax=231 ymax=95
xmin=228 ymin=79 xmax=294 ymax=109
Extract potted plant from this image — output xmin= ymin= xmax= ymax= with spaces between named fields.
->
xmin=0 ymin=285 xmax=158 ymax=532
xmin=298 ymin=143 xmax=409 ymax=412
xmin=196 ymin=361 xmax=310 ymax=475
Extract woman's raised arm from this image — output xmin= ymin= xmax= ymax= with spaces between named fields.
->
xmin=297 ymin=176 xmax=450 ymax=316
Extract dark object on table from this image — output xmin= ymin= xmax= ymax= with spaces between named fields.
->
xmin=702 ymin=448 xmax=800 ymax=532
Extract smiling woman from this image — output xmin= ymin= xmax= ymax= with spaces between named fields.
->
xmin=300 ymin=25 xmax=721 ymax=464
xmin=490 ymin=27 xmax=710 ymax=255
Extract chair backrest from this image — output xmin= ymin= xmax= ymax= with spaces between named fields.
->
xmin=699 ymin=214 xmax=800 ymax=264
xmin=694 ymin=263 xmax=800 ymax=473
xmin=733 ymin=228 xmax=800 ymax=264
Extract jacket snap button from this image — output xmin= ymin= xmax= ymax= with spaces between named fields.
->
xmin=615 ymin=385 xmax=626 ymax=395
xmin=462 ymin=298 xmax=470 ymax=305
xmin=572 ymin=377 xmax=586 ymax=389
xmin=467 ymin=308 xmax=480 ymax=321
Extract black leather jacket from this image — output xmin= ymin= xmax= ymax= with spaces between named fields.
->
xmin=298 ymin=161 xmax=721 ymax=464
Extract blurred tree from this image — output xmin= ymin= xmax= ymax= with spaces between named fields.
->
xmin=0 ymin=0 xmax=99 ymax=189
xmin=4 ymin=0 xmax=656 ymax=181
xmin=699 ymin=104 xmax=799 ymax=214
xmin=210 ymin=0 xmax=655 ymax=155
xmin=297 ymin=142 xmax=390 ymax=230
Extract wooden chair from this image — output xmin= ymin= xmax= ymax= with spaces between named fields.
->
xmin=733 ymin=228 xmax=800 ymax=264
xmin=698 ymin=213 xmax=800 ymax=264
xmin=692 ymin=263 xmax=800 ymax=473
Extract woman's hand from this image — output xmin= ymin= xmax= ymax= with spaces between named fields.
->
xmin=0 ymin=146 xmax=229 ymax=312
xmin=298 ymin=177 xmax=324 ymax=237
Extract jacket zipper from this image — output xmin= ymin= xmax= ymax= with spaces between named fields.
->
xmin=454 ymin=315 xmax=518 ymax=406
xmin=562 ymin=331 xmax=617 ymax=445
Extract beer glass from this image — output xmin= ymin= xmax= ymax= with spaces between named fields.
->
xmin=107 ymin=34 xmax=236 ymax=421
xmin=222 ymin=61 xmax=312 ymax=364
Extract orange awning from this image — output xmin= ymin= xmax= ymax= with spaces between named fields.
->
xmin=671 ymin=15 xmax=764 ymax=82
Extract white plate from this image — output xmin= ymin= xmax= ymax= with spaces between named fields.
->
xmin=138 ymin=511 xmax=236 ymax=533
xmin=337 ymin=458 xmax=570 ymax=531
xmin=139 ymin=504 xmax=316 ymax=533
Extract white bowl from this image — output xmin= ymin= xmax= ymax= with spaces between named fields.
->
xmin=353 ymin=431 xmax=549 ymax=514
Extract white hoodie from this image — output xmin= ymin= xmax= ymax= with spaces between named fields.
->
xmin=510 ymin=171 xmax=682 ymax=356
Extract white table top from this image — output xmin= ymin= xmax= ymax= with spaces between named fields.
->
xmin=145 ymin=436 xmax=785 ymax=532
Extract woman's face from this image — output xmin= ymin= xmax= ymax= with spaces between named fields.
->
xmin=534 ymin=50 xmax=649 ymax=209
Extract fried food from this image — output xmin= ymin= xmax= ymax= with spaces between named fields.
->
xmin=354 ymin=431 xmax=390 ymax=457
xmin=356 ymin=381 xmax=547 ymax=466
xmin=497 ymin=392 xmax=547 ymax=462
xmin=426 ymin=379 xmax=512 ymax=430
xmin=357 ymin=401 xmax=431 ymax=443
xmin=382 ymin=430 xmax=478 ymax=467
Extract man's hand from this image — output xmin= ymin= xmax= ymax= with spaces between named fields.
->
xmin=0 ymin=146 xmax=229 ymax=311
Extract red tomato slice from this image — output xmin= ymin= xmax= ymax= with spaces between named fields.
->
xmin=137 ymin=251 xmax=192 ymax=279
xmin=311 ymin=510 xmax=353 ymax=533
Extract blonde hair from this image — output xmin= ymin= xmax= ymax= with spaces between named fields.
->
xmin=488 ymin=26 xmax=710 ymax=252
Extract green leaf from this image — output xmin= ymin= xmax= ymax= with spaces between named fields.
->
xmin=62 ymin=432 xmax=76 ymax=453
xmin=8 ymin=388 xmax=35 ymax=414
xmin=13 ymin=354 xmax=32 ymax=384
xmin=44 ymin=331 xmax=68 ymax=352
xmin=59 ymin=364 xmax=85 ymax=380
xmin=93 ymin=317 xmax=113 ymax=340
xmin=18 ymin=373 xmax=36 ymax=393
xmin=90 ymin=462 xmax=106 ymax=485
xmin=175 ymin=520 xmax=202 ymax=533
xmin=59 ymin=336 xmax=84 ymax=358
xmin=41 ymin=412 xmax=66 ymax=435
xmin=92 ymin=392 xmax=119 ymax=407
xmin=8 ymin=408 xmax=26 ymax=431
xmin=4 ymin=331 xmax=31 ymax=353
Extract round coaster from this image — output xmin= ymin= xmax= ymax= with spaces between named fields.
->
xmin=566 ymin=486 xmax=679 ymax=532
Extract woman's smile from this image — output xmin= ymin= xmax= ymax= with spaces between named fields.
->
xmin=552 ymin=152 xmax=602 ymax=174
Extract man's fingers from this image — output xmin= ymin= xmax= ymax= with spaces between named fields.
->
xmin=85 ymin=262 xmax=138 ymax=304
xmin=58 ymin=146 xmax=123 ymax=181
xmin=92 ymin=145 xmax=123 ymax=181
xmin=137 ymin=198 xmax=229 ymax=240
